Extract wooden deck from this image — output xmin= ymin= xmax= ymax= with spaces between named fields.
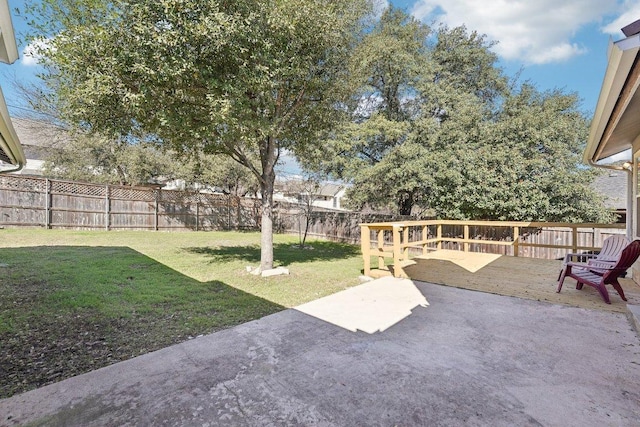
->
xmin=398 ymin=250 xmax=640 ymax=313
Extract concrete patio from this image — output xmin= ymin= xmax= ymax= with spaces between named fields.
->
xmin=2 ymin=277 xmax=640 ymax=426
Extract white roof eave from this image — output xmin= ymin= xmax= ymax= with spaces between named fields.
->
xmin=585 ymin=35 xmax=640 ymax=164
xmin=0 ymin=0 xmax=19 ymax=64
xmin=0 ymin=85 xmax=25 ymax=169
xmin=0 ymin=0 xmax=25 ymax=170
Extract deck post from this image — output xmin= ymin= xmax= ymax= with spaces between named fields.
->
xmin=464 ymin=225 xmax=470 ymax=252
xmin=403 ymin=226 xmax=410 ymax=259
xmin=377 ymin=229 xmax=385 ymax=270
xmin=355 ymin=220 xmax=625 ymax=268
xmin=392 ymin=224 xmax=405 ymax=278
xmin=422 ymin=225 xmax=428 ymax=254
xmin=360 ymin=224 xmax=371 ymax=276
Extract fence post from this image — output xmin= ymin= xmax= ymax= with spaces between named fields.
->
xmin=44 ymin=178 xmax=51 ymax=229
xmin=195 ymin=193 xmax=200 ymax=231
xmin=437 ymin=223 xmax=442 ymax=249
xmin=105 ymin=185 xmax=110 ymax=231
xmin=227 ymin=195 xmax=232 ymax=230
xmin=513 ymin=226 xmax=519 ymax=257
xmin=572 ymin=226 xmax=578 ymax=253
xmin=154 ymin=189 xmax=159 ymax=231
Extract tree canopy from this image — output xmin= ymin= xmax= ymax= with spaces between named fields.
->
xmin=301 ymin=6 xmax=611 ymax=222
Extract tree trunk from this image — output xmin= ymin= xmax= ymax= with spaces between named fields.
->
xmin=259 ymin=157 xmax=276 ymax=271
xmin=398 ymin=192 xmax=413 ymax=216
xmin=302 ymin=211 xmax=311 ymax=247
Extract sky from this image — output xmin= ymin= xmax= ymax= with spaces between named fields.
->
xmin=2 ymin=0 xmax=640 ymax=164
xmin=387 ymin=0 xmax=640 ymax=114
xmin=3 ymin=0 xmax=640 ymax=116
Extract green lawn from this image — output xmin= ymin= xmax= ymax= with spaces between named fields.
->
xmin=0 ymin=229 xmax=364 ymax=398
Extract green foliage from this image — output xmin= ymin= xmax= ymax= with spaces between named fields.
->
xmin=430 ymin=25 xmax=508 ymax=106
xmin=176 ymin=154 xmax=259 ymax=196
xmin=300 ymin=6 xmax=429 ymax=215
xmin=43 ymin=133 xmax=173 ymax=185
xmin=25 ymin=0 xmax=368 ymax=166
xmin=304 ymin=6 xmax=610 ymax=222
xmin=414 ymin=86 xmax=612 ymax=222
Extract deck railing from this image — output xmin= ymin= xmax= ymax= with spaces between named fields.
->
xmin=360 ymin=220 xmax=626 ymax=278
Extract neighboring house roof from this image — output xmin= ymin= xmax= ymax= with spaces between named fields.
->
xmin=275 ymin=178 xmax=346 ymax=198
xmin=12 ymin=118 xmax=68 ymax=160
xmin=592 ymin=171 xmax=627 ymax=210
xmin=5 ymin=118 xmax=70 ymax=176
xmin=317 ymin=183 xmax=344 ymax=197
xmin=585 ymin=19 xmax=640 ymax=163
xmin=0 ymin=0 xmax=25 ymax=171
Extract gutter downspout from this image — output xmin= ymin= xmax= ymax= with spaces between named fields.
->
xmin=587 ymin=158 xmax=633 ymax=240
xmin=0 ymin=163 xmax=24 ymax=173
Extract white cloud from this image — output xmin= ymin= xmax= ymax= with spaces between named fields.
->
xmin=21 ymin=38 xmax=53 ymax=67
xmin=411 ymin=0 xmax=618 ymax=64
xmin=602 ymin=2 xmax=640 ymax=35
xmin=373 ymin=0 xmax=390 ymax=18
xmin=599 ymin=148 xmax=631 ymax=164
xmin=529 ymin=43 xmax=588 ymax=64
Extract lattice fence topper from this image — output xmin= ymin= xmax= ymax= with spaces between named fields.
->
xmin=51 ymin=180 xmax=107 ymax=197
xmin=159 ymin=190 xmax=196 ymax=203
xmin=109 ymin=186 xmax=155 ymax=201
xmin=199 ymin=193 xmax=231 ymax=206
xmin=0 ymin=175 xmax=46 ymax=192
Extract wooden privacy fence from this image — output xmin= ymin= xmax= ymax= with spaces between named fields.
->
xmin=360 ymin=220 xmax=627 ymax=277
xmin=275 ymin=209 xmax=418 ymax=244
xmin=0 ymin=174 xmax=405 ymax=235
xmin=1 ymin=175 xmax=625 ymax=264
xmin=0 ymin=175 xmax=262 ymax=231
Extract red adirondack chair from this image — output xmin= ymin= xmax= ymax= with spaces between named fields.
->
xmin=557 ymin=240 xmax=640 ymax=304
xmin=557 ymin=234 xmax=630 ymax=280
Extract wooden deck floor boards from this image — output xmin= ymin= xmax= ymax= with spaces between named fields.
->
xmin=399 ymin=249 xmax=640 ymax=313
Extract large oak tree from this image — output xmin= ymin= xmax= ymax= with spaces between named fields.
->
xmin=303 ymin=6 xmax=611 ymax=222
xmin=25 ymin=0 xmax=370 ymax=270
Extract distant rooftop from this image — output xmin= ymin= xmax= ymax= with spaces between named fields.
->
xmin=592 ymin=171 xmax=627 ymax=210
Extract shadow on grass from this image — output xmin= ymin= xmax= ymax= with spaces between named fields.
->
xmin=0 ymin=245 xmax=284 ymax=399
xmin=185 ymin=240 xmax=361 ymax=266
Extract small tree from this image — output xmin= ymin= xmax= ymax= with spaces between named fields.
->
xmin=291 ymin=176 xmax=322 ymax=248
